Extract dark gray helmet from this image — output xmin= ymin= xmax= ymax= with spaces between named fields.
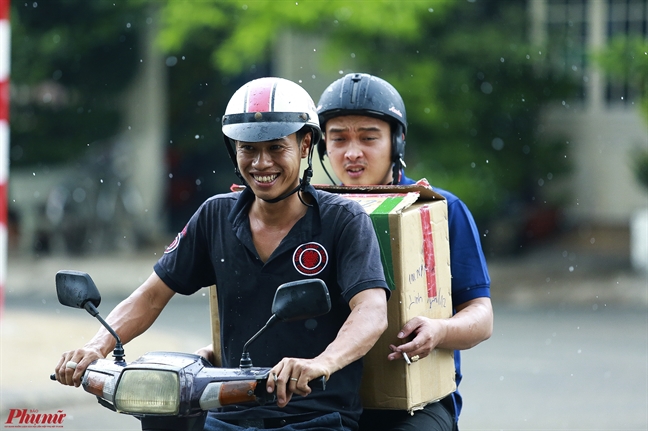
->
xmin=316 ymin=73 xmax=407 ymax=184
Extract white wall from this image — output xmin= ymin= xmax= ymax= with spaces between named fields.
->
xmin=543 ymin=105 xmax=648 ymax=225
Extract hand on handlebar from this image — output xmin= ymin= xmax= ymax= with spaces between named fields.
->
xmin=266 ymin=357 xmax=329 ymax=408
xmin=54 ymin=347 xmax=105 ymax=387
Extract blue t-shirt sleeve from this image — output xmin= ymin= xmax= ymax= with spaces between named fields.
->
xmin=445 ymin=195 xmax=491 ymax=306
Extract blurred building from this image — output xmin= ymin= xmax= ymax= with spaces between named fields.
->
xmin=529 ymin=0 xmax=648 ymax=270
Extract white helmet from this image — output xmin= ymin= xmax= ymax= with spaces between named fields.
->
xmin=221 ymin=77 xmax=321 ymax=202
xmin=222 ymin=77 xmax=321 ymax=144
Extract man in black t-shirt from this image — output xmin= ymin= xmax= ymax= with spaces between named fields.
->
xmin=55 ymin=77 xmax=389 ymax=431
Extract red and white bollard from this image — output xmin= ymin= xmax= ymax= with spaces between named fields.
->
xmin=0 ymin=0 xmax=10 ymax=318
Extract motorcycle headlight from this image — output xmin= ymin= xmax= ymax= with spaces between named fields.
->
xmin=114 ymin=369 xmax=180 ymax=415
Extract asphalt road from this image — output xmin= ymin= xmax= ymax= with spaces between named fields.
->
xmin=3 ymin=298 xmax=645 ymax=430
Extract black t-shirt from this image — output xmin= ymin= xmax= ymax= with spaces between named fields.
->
xmin=154 ymin=185 xmax=389 ymax=425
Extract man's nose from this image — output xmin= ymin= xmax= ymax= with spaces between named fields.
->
xmin=344 ymin=141 xmax=363 ymax=160
xmin=253 ymin=149 xmax=273 ymax=167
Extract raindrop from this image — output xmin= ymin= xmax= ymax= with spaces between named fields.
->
xmin=350 ymin=53 xmax=356 ymax=58
xmin=169 ymin=173 xmax=174 ymax=179
xmin=126 ymin=23 xmax=131 ymax=28
xmin=470 ymin=162 xmax=476 ymax=168
xmin=500 ymin=57 xmax=505 ymax=63
xmin=590 ymin=237 xmax=595 ymax=244
xmin=195 ymin=135 xmax=200 ymax=139
xmin=480 ymin=82 xmax=493 ymax=94
xmin=428 ymin=8 xmax=434 ymax=12
xmin=73 ymin=188 xmax=86 ymax=203
xmin=338 ymin=70 xmax=344 ymax=75
xmin=491 ymin=138 xmax=504 ymax=151
xmin=166 ymin=56 xmax=178 ymax=67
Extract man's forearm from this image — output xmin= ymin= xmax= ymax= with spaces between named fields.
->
xmin=85 ymin=272 xmax=175 ymax=357
xmin=438 ymin=297 xmax=493 ymax=351
xmin=314 ymin=288 xmax=388 ymax=376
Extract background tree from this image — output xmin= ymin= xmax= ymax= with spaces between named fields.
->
xmin=157 ymin=0 xmax=576 ymax=248
xmin=10 ymin=1 xmax=145 ymax=166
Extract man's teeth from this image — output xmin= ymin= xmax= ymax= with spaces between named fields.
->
xmin=255 ymin=174 xmax=278 ymax=183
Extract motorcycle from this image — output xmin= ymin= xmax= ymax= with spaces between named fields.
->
xmin=50 ymin=270 xmax=330 ymax=431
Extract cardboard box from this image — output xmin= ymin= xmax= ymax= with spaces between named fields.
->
xmin=316 ymin=183 xmax=456 ymax=412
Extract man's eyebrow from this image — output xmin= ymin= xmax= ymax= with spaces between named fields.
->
xmin=328 ymin=126 xmax=383 ymax=133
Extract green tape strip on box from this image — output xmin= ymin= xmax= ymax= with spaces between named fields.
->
xmin=368 ymin=197 xmax=405 ymax=291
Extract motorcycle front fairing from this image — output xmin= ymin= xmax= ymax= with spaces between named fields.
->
xmin=82 ymin=351 xmax=274 ymax=418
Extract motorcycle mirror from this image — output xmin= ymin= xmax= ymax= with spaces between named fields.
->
xmin=54 ymin=270 xmax=126 ymax=364
xmin=239 ymin=279 xmax=331 ymax=368
xmin=55 ymin=270 xmax=102 ymax=310
xmin=271 ymin=279 xmax=331 ymax=322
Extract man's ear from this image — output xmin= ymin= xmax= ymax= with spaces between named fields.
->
xmin=300 ymin=132 xmax=312 ymax=158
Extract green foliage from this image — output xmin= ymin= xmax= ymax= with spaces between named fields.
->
xmin=10 ymin=1 xmax=145 ymax=166
xmin=156 ymin=0 xmax=576 ymax=223
xmin=591 ymin=35 xmax=648 ymax=123
xmin=158 ymin=1 xmax=450 ymax=75
xmin=591 ymin=36 xmax=648 ymax=190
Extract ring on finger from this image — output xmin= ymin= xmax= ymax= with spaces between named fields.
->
xmin=65 ymin=361 xmax=78 ymax=370
xmin=290 ymin=377 xmax=298 ymax=382
xmin=410 ymin=355 xmax=420 ymax=362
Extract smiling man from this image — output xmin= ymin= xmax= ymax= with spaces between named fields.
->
xmin=317 ymin=73 xmax=493 ymax=431
xmin=55 ymin=77 xmax=389 ymax=431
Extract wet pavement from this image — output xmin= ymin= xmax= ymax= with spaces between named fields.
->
xmin=1 ymin=236 xmax=646 ymax=429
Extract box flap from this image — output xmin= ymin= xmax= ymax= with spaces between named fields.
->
xmin=313 ymin=179 xmax=445 ymax=202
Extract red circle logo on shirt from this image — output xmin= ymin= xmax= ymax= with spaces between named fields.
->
xmin=293 ymin=242 xmax=328 ymax=276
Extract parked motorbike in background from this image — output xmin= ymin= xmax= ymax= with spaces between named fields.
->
xmin=51 ymin=270 xmax=330 ymax=431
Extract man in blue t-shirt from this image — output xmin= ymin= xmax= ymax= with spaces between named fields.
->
xmin=316 ymin=73 xmax=493 ymax=431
